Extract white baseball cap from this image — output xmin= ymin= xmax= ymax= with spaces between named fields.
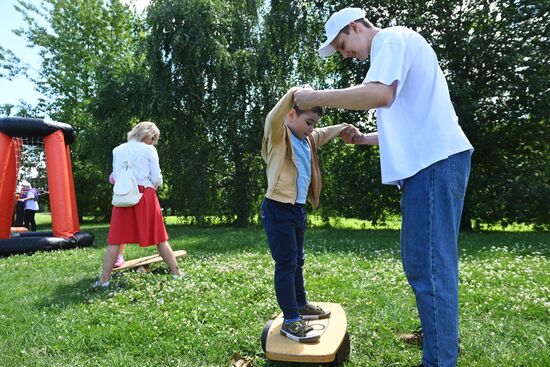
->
xmin=317 ymin=7 xmax=366 ymax=58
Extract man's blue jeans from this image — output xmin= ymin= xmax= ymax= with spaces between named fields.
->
xmin=261 ymin=197 xmax=307 ymax=320
xmin=400 ymin=150 xmax=472 ymax=367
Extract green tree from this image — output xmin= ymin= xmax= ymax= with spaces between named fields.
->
xmin=6 ymin=0 xmax=547 ymax=228
xmin=147 ymin=0 xmax=266 ymax=225
xmin=0 ymin=45 xmax=27 ymax=81
xmin=0 ymin=104 xmax=14 ymax=116
xmin=437 ymin=0 xmax=550 ymax=228
xmin=14 ymin=0 xmax=148 ymax=219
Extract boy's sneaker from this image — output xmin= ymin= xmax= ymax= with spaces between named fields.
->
xmin=298 ymin=303 xmax=331 ymax=320
xmin=280 ymin=318 xmax=320 ymax=342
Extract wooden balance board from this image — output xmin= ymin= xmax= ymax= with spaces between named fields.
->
xmin=261 ymin=302 xmax=350 ymax=364
xmin=113 ymin=250 xmax=187 ymax=272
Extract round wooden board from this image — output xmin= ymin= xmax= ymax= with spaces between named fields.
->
xmin=265 ymin=302 xmax=348 ymax=363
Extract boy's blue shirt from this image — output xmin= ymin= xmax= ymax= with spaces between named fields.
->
xmin=289 ymin=132 xmax=312 ymax=204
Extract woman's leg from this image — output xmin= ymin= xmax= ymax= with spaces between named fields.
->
xmin=118 ymin=244 xmax=126 ymax=256
xmin=114 ymin=244 xmax=126 ymax=267
xmin=157 ymin=241 xmax=181 ymax=276
xmin=99 ymin=244 xmax=120 ymax=283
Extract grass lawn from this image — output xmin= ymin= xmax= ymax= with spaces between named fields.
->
xmin=0 ymin=215 xmax=548 ymax=366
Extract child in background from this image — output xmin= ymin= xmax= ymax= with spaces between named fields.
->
xmin=261 ymin=86 xmax=362 ymax=342
xmin=19 ymin=181 xmax=39 ymax=231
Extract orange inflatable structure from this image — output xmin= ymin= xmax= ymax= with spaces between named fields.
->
xmin=0 ymin=117 xmax=93 ymax=256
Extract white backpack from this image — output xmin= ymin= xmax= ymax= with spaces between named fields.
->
xmin=111 ymin=159 xmax=143 ymax=207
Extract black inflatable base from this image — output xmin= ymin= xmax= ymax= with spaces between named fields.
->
xmin=0 ymin=231 xmax=94 ymax=257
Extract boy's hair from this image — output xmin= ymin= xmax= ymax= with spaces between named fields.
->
xmin=339 ymin=18 xmax=373 ymax=34
xmin=127 ymin=121 xmax=161 ymax=144
xmin=293 ymin=104 xmax=324 ymax=117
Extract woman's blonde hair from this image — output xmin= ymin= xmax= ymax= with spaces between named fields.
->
xmin=127 ymin=121 xmax=160 ymax=144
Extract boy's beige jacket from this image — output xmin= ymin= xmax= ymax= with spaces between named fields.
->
xmin=261 ymin=87 xmax=350 ymax=209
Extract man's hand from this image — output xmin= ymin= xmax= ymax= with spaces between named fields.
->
xmin=340 ymin=126 xmax=367 ymax=144
xmin=340 ymin=126 xmax=379 ymax=145
xmin=294 ymin=87 xmax=318 ymax=110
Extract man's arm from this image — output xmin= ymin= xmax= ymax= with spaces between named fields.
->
xmin=265 ymin=87 xmax=300 ymax=142
xmin=294 ymin=82 xmax=397 ymax=111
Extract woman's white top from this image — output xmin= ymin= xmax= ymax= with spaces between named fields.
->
xmin=364 ymin=26 xmax=473 ymax=185
xmin=111 ymin=140 xmax=163 ymax=188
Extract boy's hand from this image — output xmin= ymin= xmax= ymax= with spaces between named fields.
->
xmin=340 ymin=126 xmax=364 ymax=144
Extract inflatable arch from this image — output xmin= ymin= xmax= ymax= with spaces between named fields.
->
xmin=0 ymin=117 xmax=94 ymax=256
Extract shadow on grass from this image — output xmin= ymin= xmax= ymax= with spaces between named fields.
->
xmin=163 ymin=224 xmax=549 ymax=259
xmin=13 ymin=225 xmax=545 ymax=275
xmin=35 ymin=258 xmax=183 ymax=310
xmin=165 ymin=225 xmax=400 ymax=255
xmin=36 ymin=277 xmax=98 ymax=309
xmin=84 ymin=223 xmax=549 ymax=260
xmin=32 ymin=224 xmax=547 ymax=315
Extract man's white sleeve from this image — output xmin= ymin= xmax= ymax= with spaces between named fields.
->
xmin=364 ymin=39 xmax=408 ymax=97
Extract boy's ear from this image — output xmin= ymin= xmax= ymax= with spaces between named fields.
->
xmin=287 ymin=108 xmax=297 ymax=122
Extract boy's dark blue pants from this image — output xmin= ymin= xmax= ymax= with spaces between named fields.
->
xmin=261 ymin=197 xmax=307 ymax=320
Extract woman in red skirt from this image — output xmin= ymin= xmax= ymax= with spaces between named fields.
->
xmin=94 ymin=121 xmax=182 ymax=287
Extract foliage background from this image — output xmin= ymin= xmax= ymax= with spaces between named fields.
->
xmin=1 ymin=0 xmax=548 ymax=228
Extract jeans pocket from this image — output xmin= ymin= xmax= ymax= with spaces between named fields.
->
xmin=260 ymin=206 xmax=265 ymax=223
xmin=300 ymin=206 xmax=307 ymax=229
xmin=450 ymin=152 xmax=471 ymax=200
xmin=260 ymin=199 xmax=273 ymax=224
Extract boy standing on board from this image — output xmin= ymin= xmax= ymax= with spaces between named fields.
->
xmin=261 ymin=86 xmax=361 ymax=342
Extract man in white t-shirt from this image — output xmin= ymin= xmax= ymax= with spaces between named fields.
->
xmin=294 ymin=7 xmax=473 ymax=367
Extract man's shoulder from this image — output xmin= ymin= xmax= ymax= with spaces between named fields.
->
xmin=378 ymin=26 xmax=422 ymax=42
xmin=373 ymin=26 xmax=427 ymax=57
